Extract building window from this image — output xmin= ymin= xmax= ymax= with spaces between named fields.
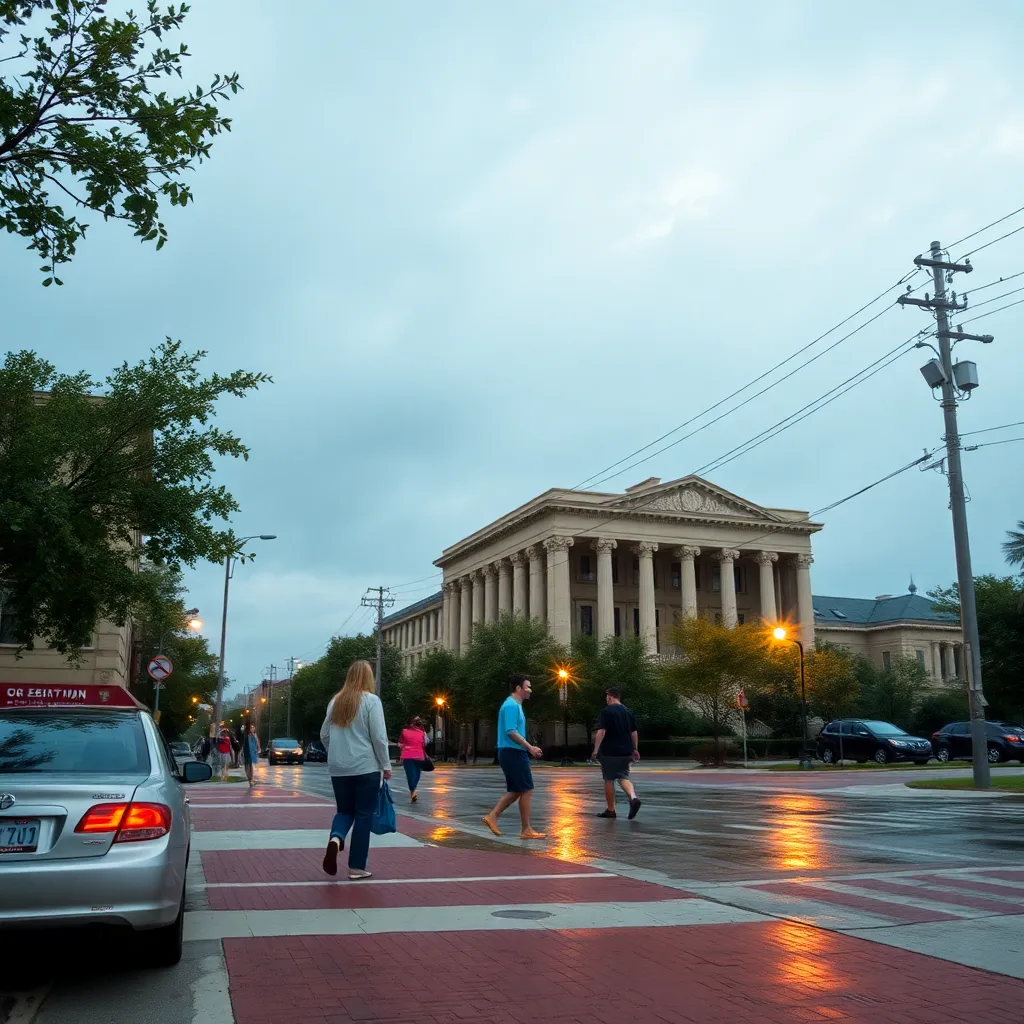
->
xmin=633 ymin=608 xmax=640 ymax=636
xmin=0 ymin=589 xmax=18 ymax=645
xmin=632 ymin=558 xmax=639 ymax=586
xmin=580 ymin=605 xmax=594 ymax=635
xmin=734 ymin=565 xmax=745 ymax=593
xmin=694 ymin=562 xmax=701 ymax=590
xmin=655 ymin=609 xmax=660 ymax=652
xmin=578 ymin=554 xmax=595 ymax=582
xmin=612 ymin=556 xmax=620 ymax=585
xmin=712 ymin=566 xmax=721 ymax=592
xmin=652 ymin=560 xmax=659 ymax=589
xmin=882 ymin=651 xmax=892 ymax=671
xmin=614 ymin=607 xmax=621 ymax=636
xmin=671 ymin=562 xmax=681 ymax=590
xmin=954 ymin=646 xmax=962 ymax=678
xmin=915 ymin=649 xmax=925 ymax=668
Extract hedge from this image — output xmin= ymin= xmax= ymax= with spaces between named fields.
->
xmin=453 ymin=737 xmax=806 ymax=761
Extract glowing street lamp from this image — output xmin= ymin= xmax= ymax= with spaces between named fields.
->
xmin=555 ymin=666 xmax=573 ymax=767
xmin=434 ymin=697 xmax=447 ymax=762
xmin=771 ymin=625 xmax=812 ymax=770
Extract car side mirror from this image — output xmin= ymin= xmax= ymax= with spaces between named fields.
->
xmin=181 ymin=760 xmax=213 ymax=784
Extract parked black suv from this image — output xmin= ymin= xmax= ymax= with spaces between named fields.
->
xmin=817 ymin=719 xmax=933 ymax=765
xmin=304 ymin=738 xmax=328 ymax=763
xmin=931 ymin=721 xmax=1024 ymax=764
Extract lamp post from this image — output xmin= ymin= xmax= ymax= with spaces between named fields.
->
xmin=434 ymin=697 xmax=447 ymax=762
xmin=772 ymin=626 xmax=812 ymax=770
xmin=213 ymin=534 xmax=276 ymax=737
xmin=557 ymin=668 xmax=571 ymax=767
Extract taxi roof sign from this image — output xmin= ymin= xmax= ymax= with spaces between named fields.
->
xmin=0 ymin=684 xmax=148 ymax=710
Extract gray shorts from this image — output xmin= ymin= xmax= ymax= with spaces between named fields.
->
xmin=599 ymin=755 xmax=632 ymax=781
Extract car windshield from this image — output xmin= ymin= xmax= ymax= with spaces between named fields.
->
xmin=0 ymin=710 xmax=151 ymax=774
xmin=862 ymin=721 xmax=908 ymax=736
xmin=170 ymin=742 xmax=190 ymax=752
xmin=271 ymin=739 xmax=300 ymax=748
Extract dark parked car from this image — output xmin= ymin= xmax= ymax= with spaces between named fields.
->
xmin=267 ymin=738 xmax=305 ymax=765
xmin=817 ymin=719 xmax=933 ymax=765
xmin=304 ymin=739 xmax=327 ymax=763
xmin=932 ymin=721 xmax=1024 ymax=764
xmin=169 ymin=740 xmax=194 ymax=764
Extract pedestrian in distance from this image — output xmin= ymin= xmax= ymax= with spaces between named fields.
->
xmin=591 ymin=688 xmax=642 ymax=819
xmin=216 ymin=728 xmax=232 ymax=782
xmin=482 ymin=674 xmax=546 ymax=840
xmin=319 ymin=659 xmax=392 ymax=881
xmin=398 ymin=715 xmax=429 ymax=803
xmin=243 ymin=723 xmax=260 ymax=787
xmin=230 ymin=729 xmax=241 ymax=768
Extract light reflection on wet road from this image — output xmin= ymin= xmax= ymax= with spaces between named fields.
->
xmin=270 ymin=762 xmax=1024 ymax=884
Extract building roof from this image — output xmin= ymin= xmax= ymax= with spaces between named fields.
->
xmin=381 ymin=591 xmax=443 ymax=628
xmin=813 ymin=592 xmax=958 ymax=627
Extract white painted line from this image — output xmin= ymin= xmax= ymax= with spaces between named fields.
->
xmin=1 ymin=988 xmax=50 ymax=1024
xmin=870 ymin=876 xmax=1024 ymax=903
xmin=804 ymin=880 xmax=988 ymax=919
xmin=189 ymin=802 xmax=332 ymax=808
xmin=938 ymin=874 xmax=1024 ymax=891
xmin=190 ymin=829 xmax=421 ymax=851
xmin=207 ymin=872 xmax=618 ymax=889
xmin=183 ymin=897 xmax=765 ymax=940
xmin=190 ymin=952 xmax=233 ymax=1024
xmin=726 ymin=824 xmax=772 ymax=831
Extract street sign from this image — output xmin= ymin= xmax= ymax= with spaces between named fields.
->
xmin=147 ymin=655 xmax=173 ymax=685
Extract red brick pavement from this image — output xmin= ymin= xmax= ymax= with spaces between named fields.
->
xmin=223 ymin=921 xmax=1024 ymax=1024
xmin=849 ymin=877 xmax=1024 ymax=914
xmin=191 ymin=806 xmax=336 ymax=830
xmin=751 ymin=882 xmax=961 ymax=924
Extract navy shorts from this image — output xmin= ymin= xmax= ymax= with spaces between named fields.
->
xmin=498 ymin=747 xmax=534 ymax=793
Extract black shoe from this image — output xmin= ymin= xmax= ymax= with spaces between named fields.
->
xmin=628 ymin=798 xmax=642 ymax=820
xmin=322 ymin=838 xmax=342 ymax=876
xmin=597 ymin=810 xmax=617 ymax=818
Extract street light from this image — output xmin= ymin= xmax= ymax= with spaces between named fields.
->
xmin=772 ymin=626 xmax=812 ymax=770
xmin=434 ymin=697 xmax=447 ymax=762
xmin=213 ymin=534 xmax=276 ymax=736
xmin=556 ymin=667 xmax=571 ymax=767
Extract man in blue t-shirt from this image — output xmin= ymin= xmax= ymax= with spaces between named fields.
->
xmin=482 ymin=675 xmax=546 ymax=839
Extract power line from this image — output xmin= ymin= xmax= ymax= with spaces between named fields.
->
xmin=949 ymin=203 xmax=1024 ymax=251
xmin=961 ymin=283 xmax=1024 ymax=312
xmin=960 ymin=420 xmax=1024 ymax=438
xmin=963 ymin=436 xmax=1024 ymax=452
xmin=960 ymin=296 xmax=1024 ymax=326
xmin=389 ymin=571 xmax=442 ymax=590
xmin=959 ymin=222 xmax=1024 ymax=260
xmin=571 ymin=270 xmax=921 ymax=492
xmin=964 ymin=268 xmax=1024 ymax=295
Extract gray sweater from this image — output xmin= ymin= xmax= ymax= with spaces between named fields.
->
xmin=319 ymin=691 xmax=390 ymax=777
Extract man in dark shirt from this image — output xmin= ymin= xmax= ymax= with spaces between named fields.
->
xmin=590 ymin=688 xmax=641 ymax=819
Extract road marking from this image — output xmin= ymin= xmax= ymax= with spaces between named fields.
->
xmin=0 ymin=989 xmax=49 ymax=1024
xmin=804 ymin=881 xmax=989 ymax=919
xmin=206 ymin=872 xmax=619 ymax=888
xmin=190 ymin=952 xmax=233 ymax=1024
xmin=190 ymin=829 xmax=421 ymax=851
xmin=726 ymin=824 xmax=772 ymax=830
xmin=189 ymin=802 xmax=332 ymax=809
xmin=183 ymin=897 xmax=765 ymax=940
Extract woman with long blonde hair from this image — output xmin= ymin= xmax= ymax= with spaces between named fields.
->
xmin=319 ymin=659 xmax=392 ymax=880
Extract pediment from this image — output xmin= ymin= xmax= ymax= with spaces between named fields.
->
xmin=606 ymin=476 xmax=781 ymax=522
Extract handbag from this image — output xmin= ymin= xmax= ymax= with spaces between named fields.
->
xmin=370 ymin=781 xmax=397 ymax=835
xmin=420 ymin=755 xmax=435 ymax=772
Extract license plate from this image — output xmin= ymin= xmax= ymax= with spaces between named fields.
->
xmin=0 ymin=818 xmax=40 ymax=853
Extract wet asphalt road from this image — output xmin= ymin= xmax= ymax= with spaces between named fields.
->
xmin=276 ymin=761 xmax=1024 ymax=884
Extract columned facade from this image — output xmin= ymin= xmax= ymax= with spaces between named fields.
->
xmin=527 ymin=545 xmax=545 ymax=622
xmin=511 ymin=552 xmax=527 ymax=615
xmin=756 ymin=551 xmax=778 ymax=623
xmin=544 ymin=536 xmax=573 ymax=645
xmin=593 ymin=538 xmax=616 ymax=641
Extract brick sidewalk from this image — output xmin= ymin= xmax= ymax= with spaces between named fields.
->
xmin=189 ymin=781 xmax=1024 ymax=1024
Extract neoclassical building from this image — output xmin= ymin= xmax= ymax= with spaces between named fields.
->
xmin=381 ymin=475 xmax=965 ymax=681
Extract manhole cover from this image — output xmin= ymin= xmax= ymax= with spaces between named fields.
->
xmin=491 ymin=909 xmax=552 ymax=920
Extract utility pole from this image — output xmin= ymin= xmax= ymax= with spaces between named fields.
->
xmin=361 ymin=586 xmax=395 ymax=694
xmin=899 ymin=240 xmax=992 ymax=789
xmin=266 ymin=664 xmax=277 ymax=745
xmin=285 ymin=656 xmax=300 ymax=737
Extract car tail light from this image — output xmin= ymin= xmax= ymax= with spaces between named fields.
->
xmin=115 ymin=803 xmax=172 ymax=843
xmin=74 ymin=802 xmax=171 ymax=842
xmin=1004 ymin=735 xmax=1020 ymax=743
xmin=75 ymin=803 xmax=128 ymax=833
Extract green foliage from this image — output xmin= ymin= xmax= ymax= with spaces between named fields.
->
xmin=804 ymin=643 xmax=860 ymax=723
xmin=402 ymin=647 xmax=458 ymax=724
xmin=129 ymin=563 xmax=217 ymax=740
xmin=0 ymin=1 xmax=240 ymax=281
xmin=855 ymin=654 xmax=927 ymax=730
xmin=0 ymin=342 xmax=270 ymax=654
xmin=929 ymin=575 xmax=1024 ymax=723
xmin=288 ymin=634 xmax=404 ymax=741
xmin=913 ymin=685 xmax=969 ymax=736
xmin=1003 ymin=521 xmax=1024 ymax=569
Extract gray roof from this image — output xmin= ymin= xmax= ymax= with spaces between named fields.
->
xmin=813 ymin=593 xmax=958 ymax=627
xmin=380 ymin=591 xmax=443 ymax=628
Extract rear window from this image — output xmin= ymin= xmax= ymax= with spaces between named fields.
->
xmin=0 ymin=710 xmax=151 ymax=774
xmin=271 ymin=738 xmax=300 ymax=748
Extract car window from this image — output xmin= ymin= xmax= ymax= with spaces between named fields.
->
xmin=272 ymin=738 xmax=299 ymax=747
xmin=951 ymin=723 xmax=970 ymax=735
xmin=839 ymin=722 xmax=855 ymax=736
xmin=861 ymin=721 xmax=907 ymax=736
xmin=0 ymin=711 xmax=151 ymax=774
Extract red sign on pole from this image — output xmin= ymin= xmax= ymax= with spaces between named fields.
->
xmin=147 ymin=655 xmax=173 ymax=683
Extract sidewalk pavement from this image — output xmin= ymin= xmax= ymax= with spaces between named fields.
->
xmin=186 ymin=780 xmax=1024 ymax=1024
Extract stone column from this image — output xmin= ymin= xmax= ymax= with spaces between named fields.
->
xmin=483 ymin=565 xmax=498 ymax=623
xmin=459 ymin=577 xmax=472 ymax=649
xmin=471 ymin=570 xmax=485 ymax=627
xmin=511 ymin=552 xmax=527 ymax=616
xmin=794 ymin=554 xmax=815 ymax=649
xmin=442 ymin=583 xmax=453 ymax=650
xmin=674 ymin=545 xmax=701 ymax=619
xmin=633 ymin=542 xmax=659 ymax=654
xmin=756 ymin=551 xmax=779 ymax=623
xmin=543 ymin=536 xmax=574 ymax=644
xmin=593 ymin=538 xmax=617 ymax=641
xmin=497 ymin=559 xmax=512 ymax=617
xmin=526 ymin=545 xmax=545 ymax=622
xmin=941 ymin=642 xmax=954 ymax=680
xmin=715 ymin=549 xmax=740 ymax=629
xmin=931 ymin=640 xmax=942 ymax=681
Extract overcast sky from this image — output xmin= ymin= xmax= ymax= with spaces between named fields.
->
xmin=6 ymin=1 xmax=1024 ymax=697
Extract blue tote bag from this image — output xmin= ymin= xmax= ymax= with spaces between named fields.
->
xmin=370 ymin=781 xmax=397 ymax=835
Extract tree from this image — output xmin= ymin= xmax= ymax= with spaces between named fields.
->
xmin=661 ymin=618 xmax=768 ymax=747
xmin=804 ymin=644 xmax=860 ymax=723
xmin=130 ymin=562 xmax=217 ymax=740
xmin=1003 ymin=521 xmax=1024 ymax=570
xmin=1 ymin=1 xmax=239 ymax=283
xmin=0 ymin=342 xmax=270 ymax=654
xmin=930 ymin=576 xmax=1024 ymax=723
xmin=402 ymin=648 xmax=458 ymax=724
xmin=856 ymin=655 xmax=926 ymax=730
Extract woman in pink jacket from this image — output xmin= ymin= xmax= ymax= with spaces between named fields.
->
xmin=398 ymin=716 xmax=429 ymax=802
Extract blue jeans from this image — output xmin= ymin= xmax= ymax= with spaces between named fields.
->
xmin=329 ymin=772 xmax=380 ymax=871
xmin=403 ymin=759 xmax=421 ymax=794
